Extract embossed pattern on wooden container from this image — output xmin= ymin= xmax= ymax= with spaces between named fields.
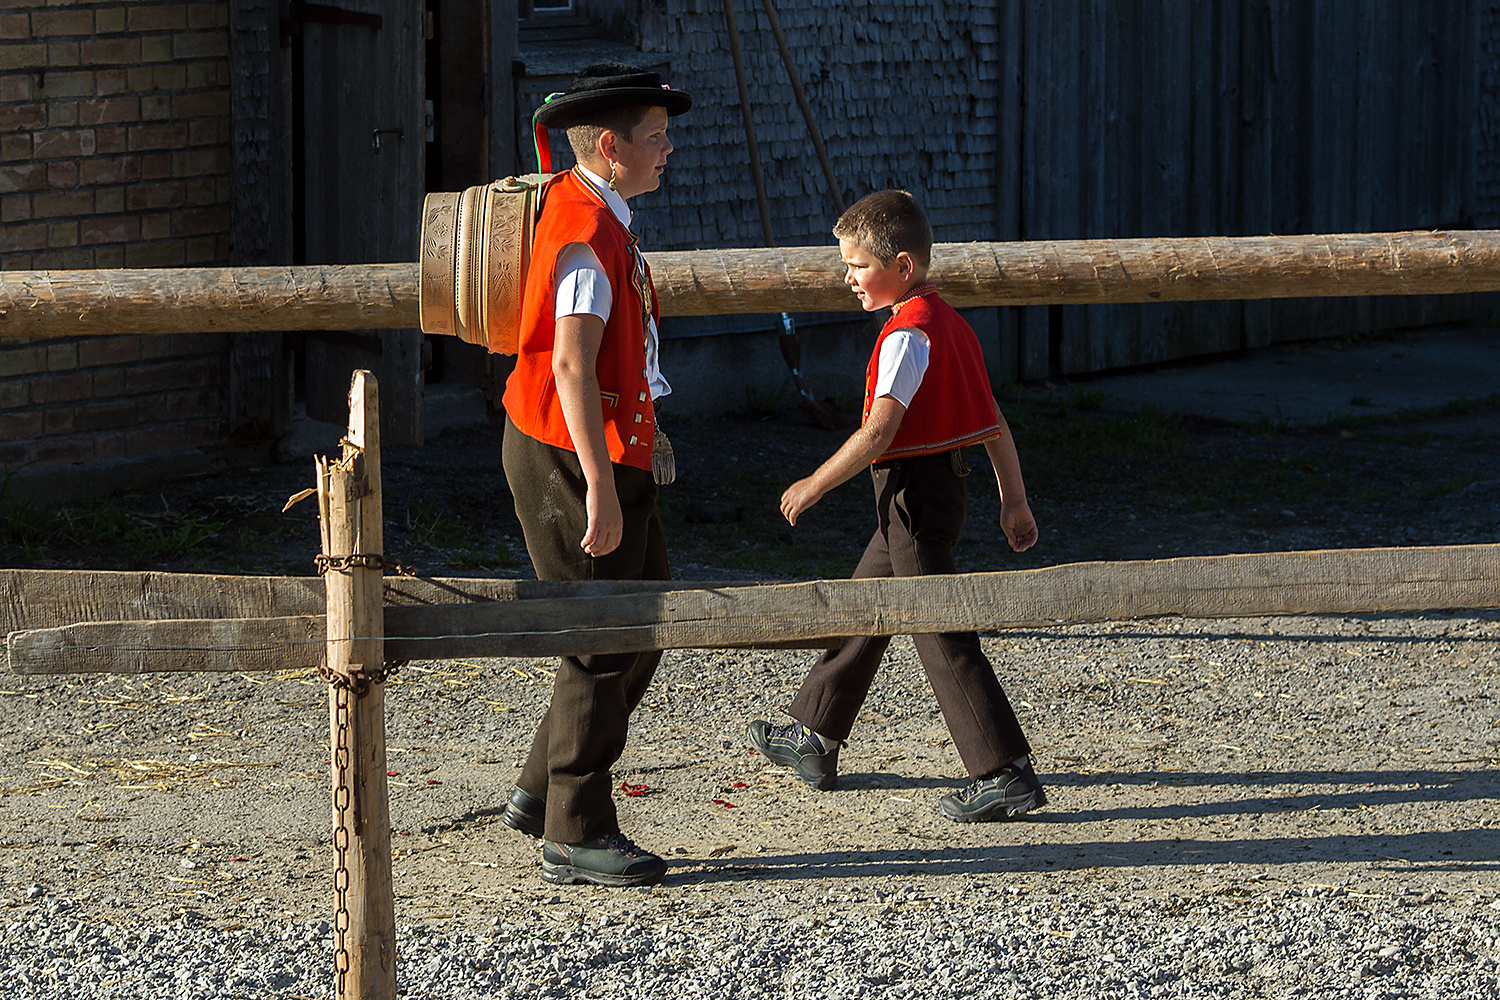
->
xmin=418 ymin=175 xmax=553 ymax=356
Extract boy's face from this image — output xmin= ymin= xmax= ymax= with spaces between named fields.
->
xmin=606 ymin=105 xmax=673 ymax=198
xmin=838 ymin=238 xmax=915 ymax=312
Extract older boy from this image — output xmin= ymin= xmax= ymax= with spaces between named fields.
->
xmin=748 ymin=190 xmax=1046 ymax=822
xmin=499 ymin=63 xmax=689 ymax=885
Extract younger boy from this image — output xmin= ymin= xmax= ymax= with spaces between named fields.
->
xmin=748 ymin=189 xmax=1045 ymax=822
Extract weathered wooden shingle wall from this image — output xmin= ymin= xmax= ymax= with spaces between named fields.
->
xmin=631 ymin=0 xmax=1004 ymax=252
xmin=572 ymin=1 xmax=1500 ymax=381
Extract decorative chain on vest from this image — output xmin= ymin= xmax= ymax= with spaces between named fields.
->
xmin=890 ymin=281 xmax=938 ymax=314
xmin=626 ymin=229 xmax=653 ymax=358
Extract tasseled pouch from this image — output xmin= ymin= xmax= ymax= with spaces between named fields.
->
xmin=653 ymin=427 xmax=676 ymax=486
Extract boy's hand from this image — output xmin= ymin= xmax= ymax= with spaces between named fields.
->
xmin=780 ymin=477 xmax=825 ymax=526
xmin=1000 ymin=500 xmax=1038 ymax=552
xmin=581 ymin=483 xmax=624 ymax=556
xmin=781 ymin=397 xmax=906 ymax=527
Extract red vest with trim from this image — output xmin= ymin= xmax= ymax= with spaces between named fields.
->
xmin=863 ymin=287 xmax=1002 ymax=460
xmin=502 ymin=170 xmax=658 ymax=472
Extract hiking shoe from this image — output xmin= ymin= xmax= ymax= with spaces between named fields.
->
xmin=747 ymin=719 xmax=840 ymax=791
xmin=541 ymin=833 xmax=666 ymax=887
xmin=500 ymin=786 xmax=545 ymax=838
xmin=939 ymin=760 xmax=1047 ymax=822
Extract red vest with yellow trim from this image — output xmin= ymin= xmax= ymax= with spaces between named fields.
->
xmin=863 ymin=287 xmax=1002 ymax=460
xmin=502 ymin=170 xmax=658 ymax=472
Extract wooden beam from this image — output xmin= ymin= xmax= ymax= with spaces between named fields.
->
xmin=0 ymin=265 xmax=418 ymax=339
xmin=0 ymin=568 xmax=757 ymax=634
xmin=10 ymin=544 xmax=1497 ymax=675
xmin=6 ymin=231 xmax=1500 ymax=337
xmin=0 ymin=569 xmax=326 ymax=633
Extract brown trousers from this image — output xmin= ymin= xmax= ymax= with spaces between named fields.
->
xmin=502 ymin=417 xmax=670 ymax=844
xmin=787 ymin=452 xmax=1030 ymax=778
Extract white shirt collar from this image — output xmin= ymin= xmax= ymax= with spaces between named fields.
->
xmin=574 ymin=164 xmax=632 ymax=230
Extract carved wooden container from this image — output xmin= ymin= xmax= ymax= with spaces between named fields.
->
xmin=418 ymin=174 xmax=552 ymax=355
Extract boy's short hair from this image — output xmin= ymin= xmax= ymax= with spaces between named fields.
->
xmin=832 ymin=190 xmax=933 ymax=268
xmin=566 ymin=105 xmax=653 ymax=163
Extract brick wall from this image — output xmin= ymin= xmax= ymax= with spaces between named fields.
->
xmin=0 ymin=0 xmax=232 ymax=501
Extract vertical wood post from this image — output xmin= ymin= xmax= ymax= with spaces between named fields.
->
xmin=317 ymin=370 xmax=396 ymax=999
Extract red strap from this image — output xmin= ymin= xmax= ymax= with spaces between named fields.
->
xmin=533 ymin=120 xmax=552 ymax=174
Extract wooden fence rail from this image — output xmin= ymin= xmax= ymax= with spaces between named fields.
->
xmin=6 ymin=370 xmax=1496 ymax=1000
xmin=4 ymin=230 xmax=1500 ymax=338
xmin=9 ymin=543 xmax=1499 ymax=676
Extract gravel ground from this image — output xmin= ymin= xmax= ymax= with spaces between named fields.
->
xmin=1 ymin=341 xmax=1498 ymax=998
xmin=1 ymin=609 xmax=1497 ymax=998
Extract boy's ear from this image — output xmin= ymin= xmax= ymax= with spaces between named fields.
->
xmin=894 ymin=251 xmax=916 ymax=280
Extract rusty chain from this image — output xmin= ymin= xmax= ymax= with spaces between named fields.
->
xmin=316 ymin=551 xmax=409 ymax=695
xmin=318 ymin=661 xmax=402 ymax=695
xmin=319 ymin=550 xmax=406 ymax=994
xmin=314 ymin=553 xmax=415 ymax=577
xmin=330 ymin=682 xmax=355 ymax=996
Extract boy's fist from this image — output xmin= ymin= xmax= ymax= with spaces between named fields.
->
xmin=1000 ymin=502 xmax=1038 ymax=552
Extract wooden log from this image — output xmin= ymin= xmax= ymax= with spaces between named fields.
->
xmin=650 ymin=230 xmax=1500 ymax=315
xmin=10 ymin=544 xmax=1497 ymax=674
xmin=0 ymin=264 xmax=418 ymax=338
xmin=6 ymin=230 xmax=1500 ymax=336
xmin=318 ymin=371 xmax=396 ymax=1000
xmin=0 ymin=567 xmax=759 ymax=635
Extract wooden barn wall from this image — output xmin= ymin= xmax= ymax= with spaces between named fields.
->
xmin=516 ymin=1 xmax=1499 ymax=380
xmin=1015 ymin=0 xmax=1488 ymax=377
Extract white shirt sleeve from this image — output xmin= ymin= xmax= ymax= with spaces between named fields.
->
xmin=872 ymin=328 xmax=930 ymax=408
xmin=554 ymin=242 xmax=613 ymax=321
xmin=553 ymin=239 xmax=671 ymax=401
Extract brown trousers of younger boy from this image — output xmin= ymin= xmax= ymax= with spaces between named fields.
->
xmin=502 ymin=417 xmax=670 ymax=845
xmin=787 ymin=452 xmax=1031 ymax=778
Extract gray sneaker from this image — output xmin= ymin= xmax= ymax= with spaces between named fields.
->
xmin=747 ymin=719 xmax=840 ymax=791
xmin=939 ymin=760 xmax=1047 ymax=822
xmin=541 ymin=833 xmax=666 ymax=887
xmin=500 ymin=786 xmax=545 ymax=838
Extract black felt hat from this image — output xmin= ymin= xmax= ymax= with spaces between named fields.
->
xmin=533 ymin=62 xmax=692 ymax=129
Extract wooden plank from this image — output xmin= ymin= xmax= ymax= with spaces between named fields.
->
xmin=488 ymin=0 xmax=519 ymax=177
xmin=0 ymin=569 xmax=327 ymax=634
xmin=993 ymin=0 xmax=1024 ymax=244
xmin=7 ymin=615 xmax=327 ymax=674
xmin=0 ymin=568 xmax=772 ymax=635
xmin=228 ymin=0 xmax=293 ymax=439
xmin=12 ymin=544 xmax=1498 ymax=675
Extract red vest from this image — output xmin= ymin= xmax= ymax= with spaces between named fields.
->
xmin=864 ymin=287 xmax=1002 ymax=460
xmin=502 ymin=170 xmax=658 ymax=472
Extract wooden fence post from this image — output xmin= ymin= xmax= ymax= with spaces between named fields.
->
xmin=316 ymin=370 xmax=396 ymax=999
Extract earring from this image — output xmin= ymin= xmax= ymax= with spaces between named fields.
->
xmin=608 ymin=162 xmax=617 ymax=191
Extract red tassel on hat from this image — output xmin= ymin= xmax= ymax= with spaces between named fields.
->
xmin=533 ymin=117 xmax=552 ymax=174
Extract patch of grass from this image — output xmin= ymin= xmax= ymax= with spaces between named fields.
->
xmin=1067 ymin=386 xmax=1109 ymax=411
xmin=442 ymin=544 xmax=511 ymax=572
xmin=744 ymin=380 xmax=789 ymax=417
xmin=0 ymin=491 xmax=226 ymax=569
xmin=827 ymin=376 xmax=863 ymax=415
xmin=403 ymin=498 xmax=461 ymax=549
xmin=1021 ymin=407 xmax=1187 ymax=474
